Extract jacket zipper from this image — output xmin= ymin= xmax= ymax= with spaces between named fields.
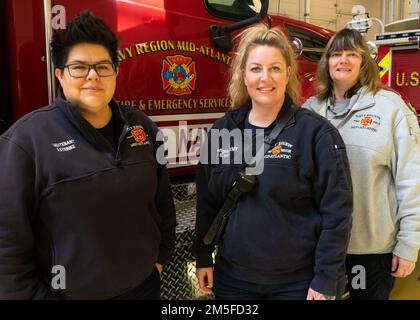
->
xmin=113 ymin=124 xmax=129 ymax=166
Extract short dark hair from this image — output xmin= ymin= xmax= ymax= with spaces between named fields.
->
xmin=51 ymin=10 xmax=119 ymax=68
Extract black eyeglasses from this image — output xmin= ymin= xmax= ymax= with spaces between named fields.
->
xmin=62 ymin=62 xmax=116 ymax=78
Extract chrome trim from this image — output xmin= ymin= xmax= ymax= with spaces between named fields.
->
xmin=290 ymin=37 xmax=303 ymax=57
xmin=301 ymin=47 xmax=325 ymax=53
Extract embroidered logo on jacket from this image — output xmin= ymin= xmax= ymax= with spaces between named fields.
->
xmin=351 ymin=114 xmax=381 ymax=132
xmin=265 ymin=141 xmax=293 ymax=159
xmin=360 ymin=116 xmax=373 ymax=127
xmin=127 ymin=125 xmax=150 ymax=147
xmin=52 ymin=139 xmax=76 ymax=152
xmin=271 ymin=145 xmax=282 ymax=155
xmin=131 ymin=128 xmax=147 ymax=143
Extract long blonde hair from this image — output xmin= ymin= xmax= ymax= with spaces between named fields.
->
xmin=316 ymin=28 xmax=382 ymax=102
xmin=228 ymin=24 xmax=300 ymax=109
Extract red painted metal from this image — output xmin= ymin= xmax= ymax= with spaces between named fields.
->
xmin=5 ymin=0 xmax=49 ymax=122
xmin=3 ymin=0 xmax=334 ymax=172
xmin=390 ymin=49 xmax=420 ymax=114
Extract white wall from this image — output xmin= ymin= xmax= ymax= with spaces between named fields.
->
xmin=268 ymin=0 xmax=383 ymax=40
xmin=408 ymin=0 xmax=420 ymax=17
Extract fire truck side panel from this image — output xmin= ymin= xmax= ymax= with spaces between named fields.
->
xmin=1 ymin=1 xmax=10 ymax=133
xmin=375 ymin=28 xmax=420 ymax=121
xmin=2 ymin=0 xmax=334 ymax=172
xmin=54 ymin=0 xmax=233 ymax=119
xmin=5 ymin=0 xmax=49 ymax=123
xmin=389 ymin=47 xmax=420 ymax=113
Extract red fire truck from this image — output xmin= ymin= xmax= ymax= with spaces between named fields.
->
xmin=374 ymin=16 xmax=420 ymax=122
xmin=1 ymin=0 xmax=334 ymax=173
xmin=1 ymin=0 xmax=335 ymax=299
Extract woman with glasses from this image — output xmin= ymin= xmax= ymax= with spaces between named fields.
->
xmin=0 ymin=11 xmax=176 ymax=299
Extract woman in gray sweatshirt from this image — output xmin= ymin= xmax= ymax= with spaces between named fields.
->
xmin=303 ymin=28 xmax=420 ymax=300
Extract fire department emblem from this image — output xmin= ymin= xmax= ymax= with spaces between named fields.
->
xmin=131 ymin=128 xmax=147 ymax=143
xmin=162 ymin=55 xmax=196 ymax=95
xmin=271 ymin=145 xmax=282 ymax=155
xmin=360 ymin=116 xmax=373 ymax=127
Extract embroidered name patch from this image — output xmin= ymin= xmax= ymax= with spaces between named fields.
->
xmin=265 ymin=141 xmax=293 ymax=159
xmin=351 ymin=114 xmax=381 ymax=132
xmin=217 ymin=146 xmax=238 ymax=158
xmin=52 ymin=139 xmax=76 ymax=152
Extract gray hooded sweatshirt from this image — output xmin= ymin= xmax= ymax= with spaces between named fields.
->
xmin=303 ymin=87 xmax=420 ymax=262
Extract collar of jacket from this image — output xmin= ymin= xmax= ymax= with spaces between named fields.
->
xmin=322 ymin=86 xmax=376 ymax=115
xmin=225 ymin=93 xmax=296 ymax=129
xmin=54 ymin=88 xmax=129 ymax=152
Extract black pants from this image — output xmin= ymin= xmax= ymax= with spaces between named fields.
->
xmin=345 ymin=253 xmax=395 ymax=300
xmin=112 ymin=267 xmax=161 ymax=300
xmin=213 ymin=268 xmax=312 ymax=300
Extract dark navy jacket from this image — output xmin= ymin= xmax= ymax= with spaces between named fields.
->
xmin=194 ymin=96 xmax=353 ymax=296
xmin=0 ymin=92 xmax=176 ymax=299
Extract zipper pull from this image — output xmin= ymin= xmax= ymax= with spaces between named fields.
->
xmin=112 ymin=158 xmax=122 ymax=167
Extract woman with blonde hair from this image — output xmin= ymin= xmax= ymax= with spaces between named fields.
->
xmin=194 ymin=24 xmax=353 ymax=300
xmin=303 ymin=28 xmax=420 ymax=300
xmin=228 ymin=24 xmax=301 ymax=109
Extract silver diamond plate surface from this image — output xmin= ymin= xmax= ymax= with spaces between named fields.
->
xmin=161 ymin=181 xmax=214 ymax=300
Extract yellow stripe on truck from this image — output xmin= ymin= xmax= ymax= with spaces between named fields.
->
xmin=378 ymin=51 xmax=390 ymax=79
